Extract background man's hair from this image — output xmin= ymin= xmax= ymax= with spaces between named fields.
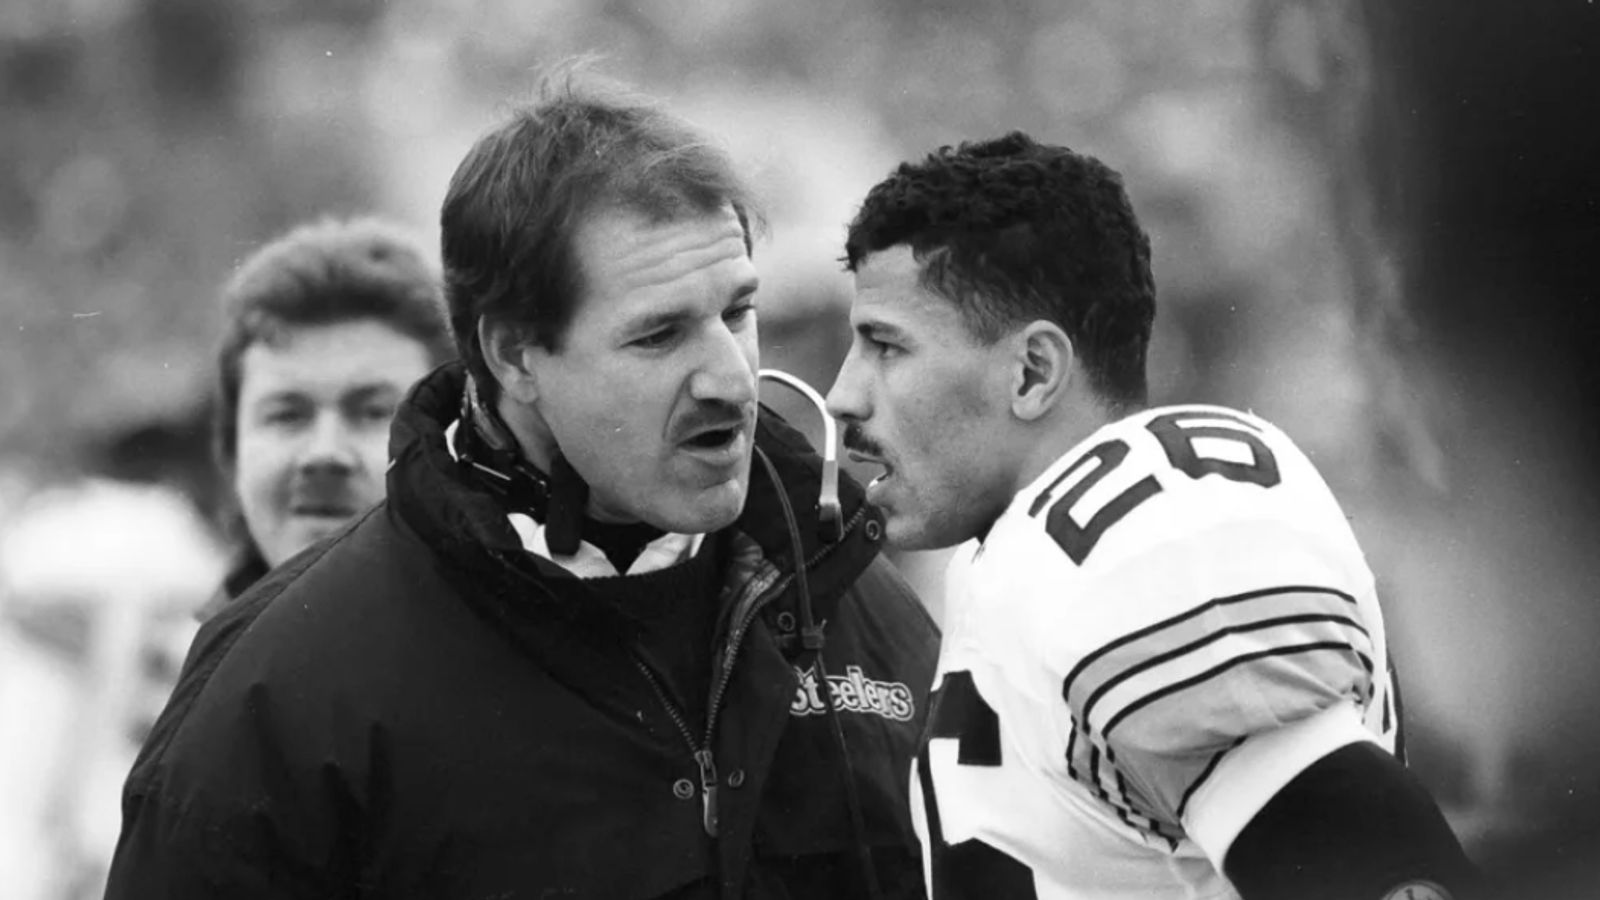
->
xmin=212 ymin=215 xmax=453 ymax=471
xmin=844 ymin=131 xmax=1156 ymax=412
xmin=439 ymin=65 xmax=762 ymax=402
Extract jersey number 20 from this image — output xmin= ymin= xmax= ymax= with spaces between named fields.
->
xmin=1028 ymin=409 xmax=1282 ymax=564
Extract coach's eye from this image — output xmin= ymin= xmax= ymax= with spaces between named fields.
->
xmin=632 ymin=328 xmax=677 ymax=349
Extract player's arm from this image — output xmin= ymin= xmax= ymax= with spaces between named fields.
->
xmin=1063 ymin=592 xmax=1480 ymax=899
xmin=1224 ymin=740 xmax=1479 ymax=900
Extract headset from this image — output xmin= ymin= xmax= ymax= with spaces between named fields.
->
xmin=452 ymin=374 xmax=588 ymax=554
xmin=755 ymin=369 xmax=881 ymax=900
xmin=757 ymin=368 xmax=842 ymax=542
xmin=453 ymin=369 xmax=842 ymax=552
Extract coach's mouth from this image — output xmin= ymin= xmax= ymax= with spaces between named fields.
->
xmin=684 ymin=425 xmax=741 ymax=451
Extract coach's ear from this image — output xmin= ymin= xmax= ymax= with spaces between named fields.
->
xmin=479 ymin=316 xmax=541 ymax=405
xmin=1011 ymin=320 xmax=1073 ymax=422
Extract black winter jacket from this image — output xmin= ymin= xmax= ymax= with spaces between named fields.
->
xmin=106 ymin=363 xmax=940 ymax=900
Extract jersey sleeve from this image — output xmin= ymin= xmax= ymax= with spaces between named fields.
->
xmin=1021 ymin=406 xmax=1388 ymax=858
xmin=1055 ymin=536 xmax=1381 ymax=851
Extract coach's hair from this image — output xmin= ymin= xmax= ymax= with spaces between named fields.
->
xmin=212 ymin=215 xmax=453 ymax=471
xmin=844 ymin=131 xmax=1155 ymax=412
xmin=440 ymin=71 xmax=762 ymax=402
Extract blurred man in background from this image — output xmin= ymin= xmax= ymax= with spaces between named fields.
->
xmin=6 ymin=217 xmax=450 ymax=900
xmin=105 ymin=74 xmax=938 ymax=899
xmin=825 ymin=133 xmax=1478 ymax=899
xmin=199 ymin=216 xmax=454 ymax=617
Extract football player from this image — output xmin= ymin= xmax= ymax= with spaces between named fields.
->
xmin=825 ymin=132 xmax=1478 ymax=900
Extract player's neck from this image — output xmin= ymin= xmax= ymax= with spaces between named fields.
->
xmin=1010 ymin=404 xmax=1120 ymax=498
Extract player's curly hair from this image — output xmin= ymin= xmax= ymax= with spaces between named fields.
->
xmin=844 ymin=131 xmax=1155 ymax=411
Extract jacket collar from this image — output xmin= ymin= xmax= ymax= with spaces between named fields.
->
xmin=386 ymin=363 xmax=883 ymax=610
xmin=194 ymin=543 xmax=271 ymax=623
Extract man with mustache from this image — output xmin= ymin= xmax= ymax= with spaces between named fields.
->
xmin=825 ymin=133 xmax=1477 ymax=899
xmin=106 ymin=74 xmax=938 ymax=900
xmin=203 ymin=215 xmax=456 ymax=615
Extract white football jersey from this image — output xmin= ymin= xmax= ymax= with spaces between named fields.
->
xmin=913 ymin=405 xmax=1399 ymax=899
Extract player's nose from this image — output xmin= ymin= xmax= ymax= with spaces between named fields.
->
xmin=825 ymin=350 xmax=870 ymax=423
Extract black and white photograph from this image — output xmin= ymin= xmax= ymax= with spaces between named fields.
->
xmin=0 ymin=2 xmax=1594 ymax=898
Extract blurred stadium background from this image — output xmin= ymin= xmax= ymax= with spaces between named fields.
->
xmin=0 ymin=1 xmax=1594 ymax=898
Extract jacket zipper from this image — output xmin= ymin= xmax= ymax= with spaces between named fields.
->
xmin=632 ymin=501 xmax=869 ymax=838
xmin=632 ymin=657 xmax=721 ymax=836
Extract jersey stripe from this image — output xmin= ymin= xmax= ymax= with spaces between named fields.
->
xmin=1069 ymin=730 xmax=1184 ymax=846
xmin=1091 ymin=741 xmax=1143 ymax=837
xmin=1062 ymin=585 xmax=1363 ymax=717
xmin=1078 ymin=612 xmax=1372 ymax=726
xmin=1175 ymin=735 xmax=1246 ymax=821
xmin=1101 ymin=641 xmax=1373 ymax=740
xmin=1085 ymin=741 xmax=1125 ymax=827
xmin=1109 ymin=747 xmax=1181 ymax=848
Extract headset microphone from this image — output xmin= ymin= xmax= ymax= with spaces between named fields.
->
xmin=755 ymin=367 xmax=880 ymax=900
xmin=460 ymin=369 xmax=841 ymax=551
xmin=757 ymin=369 xmax=841 ymax=542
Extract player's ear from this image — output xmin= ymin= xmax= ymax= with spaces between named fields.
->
xmin=479 ymin=316 xmax=541 ymax=405
xmin=1011 ymin=320 xmax=1073 ymax=422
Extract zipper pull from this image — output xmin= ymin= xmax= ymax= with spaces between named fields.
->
xmin=694 ymin=748 xmax=720 ymax=837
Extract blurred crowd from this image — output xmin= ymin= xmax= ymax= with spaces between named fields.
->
xmin=1 ymin=1 xmax=1595 ymax=897
xmin=0 ymin=480 xmax=217 ymax=899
